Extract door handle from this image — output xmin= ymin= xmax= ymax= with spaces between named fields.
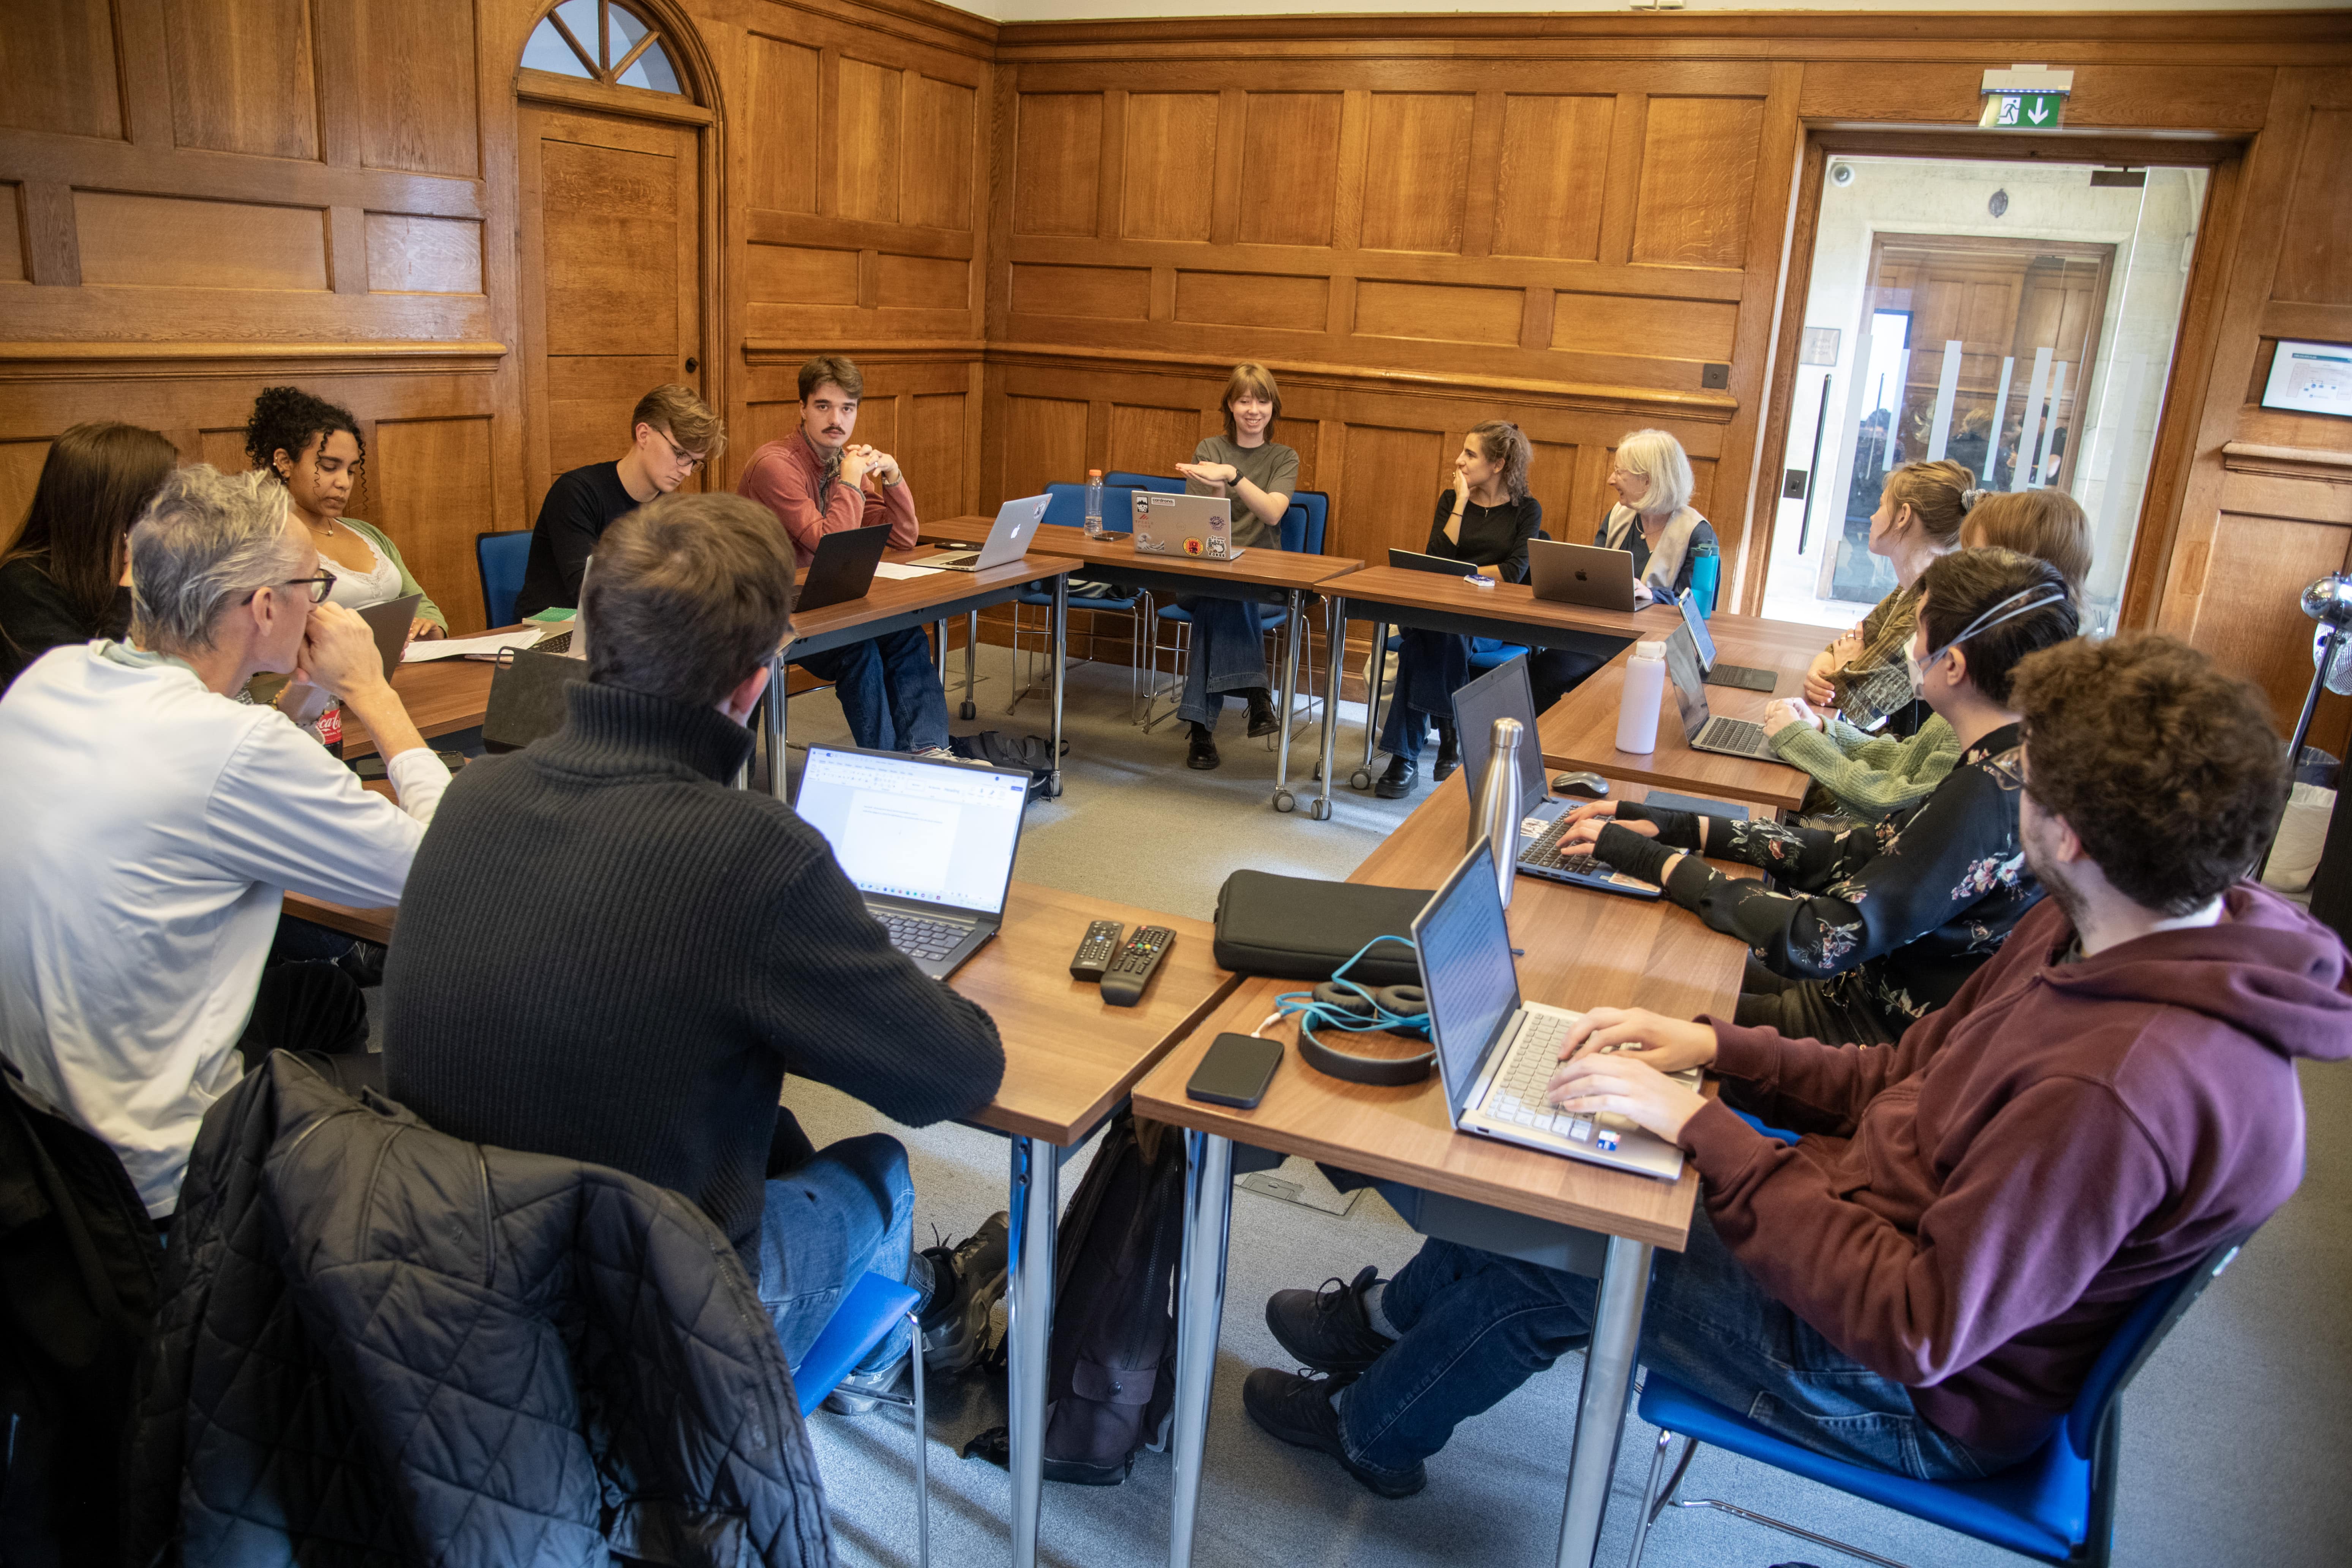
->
xmin=684 ymin=356 xmax=699 ymax=373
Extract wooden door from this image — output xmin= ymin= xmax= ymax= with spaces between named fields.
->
xmin=517 ymin=105 xmax=702 ymax=507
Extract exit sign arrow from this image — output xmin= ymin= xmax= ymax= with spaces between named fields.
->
xmin=1979 ymin=64 xmax=2074 ymax=131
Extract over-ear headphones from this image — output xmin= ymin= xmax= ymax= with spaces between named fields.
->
xmin=1257 ymin=938 xmax=1437 ymax=1087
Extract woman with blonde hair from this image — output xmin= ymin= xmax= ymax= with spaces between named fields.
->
xmin=1764 ymin=486 xmax=2090 ymax=819
xmin=1525 ymin=427 xmax=1719 ymax=713
xmin=1797 ymin=457 xmax=1975 ymax=736
xmin=1168 ymin=362 xmax=1298 ymax=770
xmin=1375 ymin=422 xmax=1545 ymax=797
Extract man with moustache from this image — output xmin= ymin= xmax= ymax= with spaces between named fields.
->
xmin=737 ymin=354 xmax=952 ymax=756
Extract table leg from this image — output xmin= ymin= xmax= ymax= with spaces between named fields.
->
xmin=962 ymin=610 xmax=979 ymax=721
xmin=1048 ymin=574 xmax=1067 ymax=799
xmin=1270 ymin=588 xmax=1303 ymax=814
xmin=1007 ymin=1135 xmax=1059 ymax=1568
xmin=1354 ymin=616 xmax=1387 ymax=790
xmin=1554 ymin=1236 xmax=1653 ymax=1567
xmin=1168 ymin=1131 xmax=1234 ymax=1568
xmin=764 ymin=648 xmax=788 ymax=800
xmin=1312 ymin=597 xmax=1342 ymax=819
xmin=934 ymin=618 xmax=948 ymax=681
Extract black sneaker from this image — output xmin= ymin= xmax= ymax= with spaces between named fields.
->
xmin=1432 ymin=727 xmax=1462 ymax=782
xmin=1242 ymin=1368 xmax=1425 ymax=1498
xmin=1266 ymin=1265 xmax=1395 ymax=1375
xmin=1187 ymin=724 xmax=1221 ymax=770
xmin=919 ymin=1212 xmax=1009 ymax=1375
xmin=1374 ymin=755 xmax=1418 ymax=799
xmin=1245 ymin=689 xmax=1280 ymax=738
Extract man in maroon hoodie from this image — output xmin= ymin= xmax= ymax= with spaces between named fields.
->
xmin=1244 ymin=632 xmax=2351 ymax=1497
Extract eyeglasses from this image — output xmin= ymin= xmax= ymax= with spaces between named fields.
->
xmin=243 ymin=572 xmax=336 ymax=605
xmin=650 ymin=428 xmax=707 ymax=473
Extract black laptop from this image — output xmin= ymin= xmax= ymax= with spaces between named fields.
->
xmin=795 ymin=524 xmax=893 ymax=611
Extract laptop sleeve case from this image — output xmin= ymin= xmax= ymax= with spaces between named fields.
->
xmin=1212 ymin=871 xmax=1433 ymax=986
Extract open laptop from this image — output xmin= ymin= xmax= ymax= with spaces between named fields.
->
xmin=1389 ymin=546 xmax=1483 ymax=579
xmin=795 ymin=523 xmax=893 ymax=611
xmin=1676 ymin=589 xmax=1775 ymax=692
xmin=354 ymin=593 xmax=423 ymax=680
xmin=793 ymin=743 xmax=1032 ymax=980
xmin=1416 ymin=842 xmax=1694 ymax=1181
xmin=1664 ymin=624 xmax=1778 ymax=760
xmin=1133 ymin=492 xmax=1245 ymax=561
xmin=1527 ymin=538 xmax=1639 ymax=612
xmin=928 ymin=494 xmax=1047 ymax=572
xmin=1449 ymin=657 xmax=1661 ymax=901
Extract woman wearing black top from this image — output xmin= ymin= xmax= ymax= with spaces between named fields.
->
xmin=0 ymin=422 xmax=177 ymax=691
xmin=1375 ymin=422 xmax=1543 ymax=797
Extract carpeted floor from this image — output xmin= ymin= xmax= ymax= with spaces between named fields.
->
xmin=748 ymin=646 xmax=2352 ymax=1568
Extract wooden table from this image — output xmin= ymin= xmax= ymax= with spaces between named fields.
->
xmin=1131 ymin=770 xmax=1752 ymax=1568
xmin=929 ymin=518 xmax=1366 ymax=818
xmin=339 ymin=654 xmax=497 ymax=759
xmin=1321 ymin=566 xmax=1682 ymax=798
xmin=1535 ymin=613 xmax=1830 ymax=816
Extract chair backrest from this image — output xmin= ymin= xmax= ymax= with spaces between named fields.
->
xmin=477 ymin=530 xmax=532 ymax=627
xmin=1105 ymin=471 xmax=1184 ymax=495
xmin=1043 ymin=481 xmax=1137 ymax=534
xmin=1288 ymin=489 xmax=1329 ymax=556
xmin=2066 ymin=1228 xmax=2254 ymax=1457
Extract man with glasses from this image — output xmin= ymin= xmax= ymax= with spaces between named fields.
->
xmin=0 ymin=465 xmax=449 ymax=1227
xmin=515 ymin=384 xmax=726 ymax=619
xmin=737 ymin=354 xmax=953 ymax=757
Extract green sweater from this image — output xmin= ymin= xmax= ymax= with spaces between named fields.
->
xmin=1769 ymin=710 xmax=1961 ymax=820
xmin=339 ymin=517 xmax=447 ymax=630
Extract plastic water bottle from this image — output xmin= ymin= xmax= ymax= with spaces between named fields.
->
xmin=1083 ymin=469 xmax=1105 ymax=538
xmin=1471 ymin=716 xmax=1525 ymax=909
xmin=1616 ymin=640 xmax=1668 ymax=754
xmin=1690 ymin=539 xmax=1720 ymax=616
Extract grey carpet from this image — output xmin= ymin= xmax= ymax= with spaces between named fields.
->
xmin=677 ymin=648 xmax=2352 ymax=1566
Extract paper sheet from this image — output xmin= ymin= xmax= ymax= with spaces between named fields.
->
xmin=403 ymin=628 xmax=551 ymax=662
xmin=872 ymin=561 xmax=945 ymax=579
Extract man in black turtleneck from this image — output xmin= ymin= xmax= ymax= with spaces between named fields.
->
xmin=382 ymin=491 xmax=1007 ymax=1397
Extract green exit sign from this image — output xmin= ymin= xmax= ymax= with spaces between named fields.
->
xmin=1982 ymin=90 xmax=2067 ymax=130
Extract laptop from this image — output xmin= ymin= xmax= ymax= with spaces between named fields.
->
xmin=354 ymin=593 xmax=424 ymax=680
xmin=794 ymin=523 xmax=893 ymax=611
xmin=1390 ymin=546 xmax=1483 ymax=579
xmin=1416 ymin=842 xmax=1694 ymax=1181
xmin=1133 ymin=492 xmax=1245 ymax=561
xmin=527 ymin=555 xmax=590 ymax=658
xmin=1527 ymin=538 xmax=1639 ymax=612
xmin=1664 ymin=624 xmax=1779 ymax=760
xmin=1449 ymin=658 xmax=1661 ymax=901
xmin=1676 ymin=589 xmax=1775 ymax=693
xmin=794 ymin=743 xmax=1032 ymax=980
xmin=927 ymin=494 xmax=1046 ymax=572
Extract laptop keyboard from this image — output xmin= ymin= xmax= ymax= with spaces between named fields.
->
xmin=876 ymin=909 xmax=969 ymax=963
xmin=928 ymin=552 xmax=980 ymax=569
xmin=1481 ymin=1012 xmax=1605 ymax=1145
xmin=1522 ymin=820 xmax=1610 ymax=880
xmin=533 ymin=629 xmax=572 ymax=654
xmin=1703 ymin=716 xmax=1769 ymax=754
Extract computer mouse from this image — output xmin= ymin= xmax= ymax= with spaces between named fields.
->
xmin=1552 ymin=771 xmax=1609 ymax=799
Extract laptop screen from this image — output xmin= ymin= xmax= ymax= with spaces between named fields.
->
xmin=1413 ymin=846 xmax=1525 ymax=1120
xmin=1662 ymin=626 xmax=1712 ymax=742
xmin=795 ymin=746 xmax=1029 ymax=915
xmin=1449 ymin=655 xmax=1547 ymax=808
xmin=1676 ymin=590 xmax=1718 ymax=672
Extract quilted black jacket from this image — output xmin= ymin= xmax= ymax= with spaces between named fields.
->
xmin=123 ymin=1053 xmax=833 ymax=1568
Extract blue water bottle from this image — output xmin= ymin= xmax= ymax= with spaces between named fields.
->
xmin=1690 ymin=539 xmax=1720 ymax=616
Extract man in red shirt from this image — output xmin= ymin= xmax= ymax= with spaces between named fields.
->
xmin=736 ymin=355 xmax=949 ymax=755
xmin=1243 ymin=632 xmax=2351 ymax=1498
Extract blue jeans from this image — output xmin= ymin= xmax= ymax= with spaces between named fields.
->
xmin=756 ymin=1132 xmax=918 ymax=1375
xmin=1175 ymin=596 xmax=1271 ymax=727
xmin=796 ymin=627 xmax=949 ymax=751
xmin=1332 ymin=1208 xmax=2009 ymax=1485
xmin=1378 ymin=633 xmax=1521 ymax=759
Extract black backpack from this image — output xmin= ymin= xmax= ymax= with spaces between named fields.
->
xmin=948 ymin=730 xmax=1062 ymax=800
xmin=965 ymin=1108 xmax=1188 ymax=1484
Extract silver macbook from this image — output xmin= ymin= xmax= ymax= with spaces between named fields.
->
xmin=1664 ymin=624 xmax=1778 ymax=760
xmin=928 ymin=494 xmax=1046 ymax=572
xmin=1133 ymin=492 xmax=1246 ymax=561
xmin=1676 ymin=589 xmax=1775 ymax=693
xmin=1528 ymin=538 xmax=1639 ymax=612
xmin=1416 ymin=843 xmax=1693 ymax=1181
xmin=793 ymin=743 xmax=1032 ymax=980
xmin=1449 ymin=657 xmax=1660 ymax=901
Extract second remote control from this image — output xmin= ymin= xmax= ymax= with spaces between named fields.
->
xmin=1069 ymin=920 xmax=1125 ymax=982
xmin=1099 ymin=926 xmax=1174 ymax=1007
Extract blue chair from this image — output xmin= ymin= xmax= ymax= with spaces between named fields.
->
xmin=1009 ymin=482 xmax=1146 ymax=714
xmin=476 ymin=530 xmax=532 ymax=628
xmin=1625 ymin=1229 xmax=2256 ymax=1568
xmin=792 ymin=1270 xmax=931 ymax=1566
xmin=1106 ymin=470 xmax=1184 ymax=495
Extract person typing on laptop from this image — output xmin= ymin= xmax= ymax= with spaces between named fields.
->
xmin=737 ymin=354 xmax=953 ymax=756
xmin=1561 ymin=548 xmax=2078 ymax=1046
xmin=1246 ymin=631 xmax=2345 ymax=1500
xmin=0 ymin=465 xmax=448 ymax=1227
xmin=383 ymin=492 xmax=1012 ymax=1409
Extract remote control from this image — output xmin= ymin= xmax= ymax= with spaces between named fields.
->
xmin=1099 ymin=926 xmax=1174 ymax=1008
xmin=1069 ymin=919 xmax=1125 ymax=982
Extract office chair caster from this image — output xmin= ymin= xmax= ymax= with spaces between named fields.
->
xmin=959 ymin=701 xmax=977 ymax=721
xmin=1272 ymin=788 xmax=1297 ymax=814
xmin=1348 ymin=766 xmax=1374 ymax=790
xmin=1309 ymin=797 xmax=1333 ymax=821
xmin=1047 ymin=772 xmax=1063 ymax=799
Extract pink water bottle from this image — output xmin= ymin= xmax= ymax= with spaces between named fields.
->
xmin=1615 ymin=640 xmax=1667 ymax=754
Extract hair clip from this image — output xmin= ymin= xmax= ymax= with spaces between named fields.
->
xmin=1960 ymin=488 xmax=1988 ymax=514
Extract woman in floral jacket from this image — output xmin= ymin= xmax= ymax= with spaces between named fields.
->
xmin=1563 ymin=549 xmax=2078 ymax=1045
